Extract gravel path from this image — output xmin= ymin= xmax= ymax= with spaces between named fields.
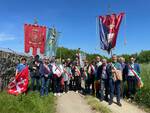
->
xmin=57 ymin=91 xmax=146 ymax=113
xmin=57 ymin=91 xmax=94 ymax=113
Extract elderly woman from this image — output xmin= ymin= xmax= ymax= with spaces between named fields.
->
xmin=39 ymin=57 xmax=51 ymax=96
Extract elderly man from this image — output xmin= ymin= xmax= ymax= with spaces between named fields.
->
xmin=97 ymin=59 xmax=109 ymax=101
xmin=107 ymin=54 xmax=122 ymax=106
xmin=118 ymin=57 xmax=127 ymax=98
xmin=95 ymin=56 xmax=102 ymax=97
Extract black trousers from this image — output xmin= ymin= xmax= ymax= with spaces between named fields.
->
xmin=87 ymin=77 xmax=95 ymax=94
xmin=64 ymin=81 xmax=69 ymax=93
xmin=74 ymin=76 xmax=81 ymax=91
xmin=53 ymin=76 xmax=61 ymax=93
xmin=127 ymin=76 xmax=137 ymax=98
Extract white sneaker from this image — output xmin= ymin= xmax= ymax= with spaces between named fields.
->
xmin=58 ymin=93 xmax=61 ymax=96
xmin=54 ymin=93 xmax=57 ymax=96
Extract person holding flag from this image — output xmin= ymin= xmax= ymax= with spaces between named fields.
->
xmin=15 ymin=57 xmax=27 ymax=75
xmin=8 ymin=57 xmax=29 ymax=95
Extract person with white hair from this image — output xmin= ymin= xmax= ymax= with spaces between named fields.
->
xmin=97 ymin=58 xmax=109 ymax=101
xmin=39 ymin=56 xmax=51 ymax=96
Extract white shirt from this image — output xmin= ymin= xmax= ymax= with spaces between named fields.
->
xmin=128 ymin=64 xmax=135 ymax=76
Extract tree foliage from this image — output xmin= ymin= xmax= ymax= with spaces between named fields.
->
xmin=56 ymin=47 xmax=106 ymax=62
xmin=56 ymin=47 xmax=150 ymax=64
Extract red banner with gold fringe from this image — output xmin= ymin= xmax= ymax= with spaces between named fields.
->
xmin=24 ymin=24 xmax=46 ymax=56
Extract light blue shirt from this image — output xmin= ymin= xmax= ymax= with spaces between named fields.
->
xmin=16 ymin=63 xmax=26 ymax=72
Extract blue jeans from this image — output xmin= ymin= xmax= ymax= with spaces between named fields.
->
xmin=109 ymin=79 xmax=121 ymax=102
xmin=40 ymin=77 xmax=50 ymax=96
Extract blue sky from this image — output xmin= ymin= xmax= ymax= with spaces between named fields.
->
xmin=0 ymin=0 xmax=149 ymax=57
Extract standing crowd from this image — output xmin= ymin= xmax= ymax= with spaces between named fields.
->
xmin=16 ymin=54 xmax=141 ymax=107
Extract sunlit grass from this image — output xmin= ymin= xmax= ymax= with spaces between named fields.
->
xmin=0 ymin=91 xmax=56 ymax=113
xmin=85 ymin=96 xmax=111 ymax=113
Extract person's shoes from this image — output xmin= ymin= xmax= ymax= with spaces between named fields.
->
xmin=117 ymin=102 xmax=122 ymax=107
xmin=76 ymin=91 xmax=78 ymax=93
xmin=54 ymin=93 xmax=57 ymax=96
xmin=104 ymin=97 xmax=109 ymax=102
xmin=100 ymin=99 xmax=104 ymax=102
xmin=109 ymin=101 xmax=113 ymax=105
xmin=58 ymin=93 xmax=61 ymax=96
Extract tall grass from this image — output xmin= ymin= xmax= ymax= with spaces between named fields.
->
xmin=0 ymin=91 xmax=56 ymax=113
xmin=134 ymin=64 xmax=150 ymax=108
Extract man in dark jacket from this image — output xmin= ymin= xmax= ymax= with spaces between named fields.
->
xmin=124 ymin=56 xmax=141 ymax=99
xmin=97 ymin=59 xmax=109 ymax=101
xmin=29 ymin=55 xmax=40 ymax=91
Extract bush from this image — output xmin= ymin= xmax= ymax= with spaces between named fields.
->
xmin=134 ymin=64 xmax=150 ymax=108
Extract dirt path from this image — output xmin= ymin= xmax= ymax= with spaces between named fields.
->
xmin=100 ymin=98 xmax=146 ymax=113
xmin=57 ymin=91 xmax=147 ymax=113
xmin=56 ymin=91 xmax=94 ymax=113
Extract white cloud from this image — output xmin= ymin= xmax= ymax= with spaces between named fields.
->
xmin=0 ymin=33 xmax=16 ymax=41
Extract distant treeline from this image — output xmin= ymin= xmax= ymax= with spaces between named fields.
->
xmin=56 ymin=47 xmax=150 ymax=63
xmin=56 ymin=47 xmax=107 ymax=63
xmin=119 ymin=50 xmax=150 ymax=63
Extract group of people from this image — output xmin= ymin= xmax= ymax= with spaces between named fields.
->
xmin=15 ymin=54 xmax=141 ymax=107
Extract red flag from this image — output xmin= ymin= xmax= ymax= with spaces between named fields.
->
xmin=24 ymin=24 xmax=46 ymax=56
xmin=7 ymin=67 xmax=29 ymax=96
xmin=99 ymin=13 xmax=124 ymax=53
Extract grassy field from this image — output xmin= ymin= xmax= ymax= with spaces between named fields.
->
xmin=134 ymin=63 xmax=150 ymax=110
xmin=0 ymin=91 xmax=56 ymax=113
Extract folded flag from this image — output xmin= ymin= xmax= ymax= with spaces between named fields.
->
xmin=7 ymin=67 xmax=29 ymax=96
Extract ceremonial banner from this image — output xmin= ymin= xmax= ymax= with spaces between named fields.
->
xmin=45 ymin=27 xmax=58 ymax=57
xmin=99 ymin=13 xmax=124 ymax=53
xmin=7 ymin=67 xmax=29 ymax=96
xmin=24 ymin=24 xmax=46 ymax=56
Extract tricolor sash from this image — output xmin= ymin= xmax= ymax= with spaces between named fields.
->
xmin=88 ymin=64 xmax=95 ymax=75
xmin=63 ymin=68 xmax=72 ymax=78
xmin=52 ymin=64 xmax=62 ymax=77
xmin=128 ymin=65 xmax=143 ymax=88
xmin=75 ymin=66 xmax=81 ymax=76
